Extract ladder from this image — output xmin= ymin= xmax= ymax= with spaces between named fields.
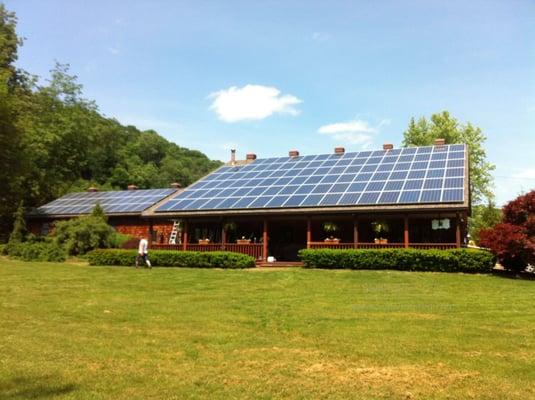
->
xmin=169 ymin=220 xmax=180 ymax=244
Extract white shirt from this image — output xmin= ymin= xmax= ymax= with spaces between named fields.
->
xmin=138 ymin=238 xmax=148 ymax=255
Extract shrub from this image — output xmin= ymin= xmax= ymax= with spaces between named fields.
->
xmin=298 ymin=248 xmax=495 ymax=273
xmin=86 ymin=249 xmax=256 ymax=269
xmin=479 ymin=223 xmax=533 ymax=272
xmin=53 ymin=204 xmax=116 ymax=255
xmin=5 ymin=242 xmax=66 ymax=262
xmin=109 ymin=232 xmax=135 ymax=248
xmin=0 ymin=244 xmax=7 ymax=255
xmin=479 ymin=190 xmax=535 ymax=271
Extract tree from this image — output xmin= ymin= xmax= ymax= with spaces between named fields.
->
xmin=479 ymin=190 xmax=535 ymax=271
xmin=0 ymin=5 xmax=25 ymax=239
xmin=8 ymin=201 xmax=26 ymax=243
xmin=90 ymin=202 xmax=107 ymax=222
xmin=402 ymin=111 xmax=495 ymax=204
xmin=468 ymin=201 xmax=502 ymax=244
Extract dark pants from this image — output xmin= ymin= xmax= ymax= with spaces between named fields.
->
xmin=136 ymin=253 xmax=151 ymax=268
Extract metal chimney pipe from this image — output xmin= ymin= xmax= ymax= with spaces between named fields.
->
xmin=230 ymin=149 xmax=236 ymax=166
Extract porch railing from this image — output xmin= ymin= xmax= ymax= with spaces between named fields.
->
xmin=151 ymin=242 xmax=458 ymax=261
xmin=151 ymin=243 xmax=263 ymax=259
xmin=308 ymin=242 xmax=457 ymax=250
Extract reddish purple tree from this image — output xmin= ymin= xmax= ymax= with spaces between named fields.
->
xmin=480 ymin=190 xmax=535 ymax=271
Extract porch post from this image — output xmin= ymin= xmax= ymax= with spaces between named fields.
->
xmin=353 ymin=216 xmax=359 ymax=249
xmin=221 ymin=222 xmax=226 ymax=250
xmin=262 ymin=219 xmax=268 ymax=261
xmin=306 ymin=217 xmax=312 ymax=248
xmin=404 ymin=215 xmax=409 ymax=248
xmin=455 ymin=212 xmax=461 ymax=248
xmin=182 ymin=220 xmax=188 ymax=251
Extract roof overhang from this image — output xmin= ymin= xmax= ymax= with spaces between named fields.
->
xmin=143 ymin=201 xmax=469 ymax=219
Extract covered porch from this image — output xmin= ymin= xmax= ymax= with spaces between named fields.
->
xmin=150 ymin=211 xmax=467 ymax=262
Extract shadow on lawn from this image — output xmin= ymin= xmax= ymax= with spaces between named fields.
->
xmin=0 ymin=375 xmax=78 ymax=399
xmin=492 ymin=270 xmax=535 ymax=281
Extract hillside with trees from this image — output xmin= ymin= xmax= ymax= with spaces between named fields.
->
xmin=0 ymin=5 xmax=222 ymax=238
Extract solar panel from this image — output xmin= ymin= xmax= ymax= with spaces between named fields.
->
xmin=155 ymin=144 xmax=466 ymax=212
xmin=35 ymin=188 xmax=176 ymax=216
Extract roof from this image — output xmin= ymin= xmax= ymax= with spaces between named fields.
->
xmin=31 ymin=188 xmax=178 ymax=218
xmin=152 ymin=144 xmax=469 ymax=216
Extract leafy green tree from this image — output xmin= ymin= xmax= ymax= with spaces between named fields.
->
xmin=0 ymin=5 xmax=25 ymax=238
xmin=90 ymin=202 xmax=107 ymax=222
xmin=468 ymin=202 xmax=502 ymax=244
xmin=8 ymin=201 xmax=26 ymax=243
xmin=402 ymin=111 xmax=495 ymax=204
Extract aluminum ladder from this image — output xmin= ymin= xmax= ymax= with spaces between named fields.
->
xmin=169 ymin=220 xmax=180 ymax=244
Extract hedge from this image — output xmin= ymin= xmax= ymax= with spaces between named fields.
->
xmin=298 ymin=248 xmax=496 ymax=273
xmin=4 ymin=242 xmax=67 ymax=262
xmin=86 ymin=249 xmax=256 ymax=269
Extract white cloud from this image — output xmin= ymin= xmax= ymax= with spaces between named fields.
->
xmin=209 ymin=84 xmax=302 ymax=122
xmin=318 ymin=119 xmax=388 ymax=148
xmin=318 ymin=120 xmax=376 ymax=135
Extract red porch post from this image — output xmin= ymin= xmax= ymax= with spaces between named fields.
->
xmin=404 ymin=215 xmax=409 ymax=248
xmin=306 ymin=217 xmax=312 ymax=248
xmin=221 ymin=222 xmax=226 ymax=250
xmin=353 ymin=216 xmax=359 ymax=249
xmin=262 ymin=219 xmax=268 ymax=261
xmin=182 ymin=220 xmax=188 ymax=251
xmin=455 ymin=212 xmax=461 ymax=248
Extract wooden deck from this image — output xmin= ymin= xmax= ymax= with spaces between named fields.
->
xmin=256 ymin=261 xmax=304 ymax=268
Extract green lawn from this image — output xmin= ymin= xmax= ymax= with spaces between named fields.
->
xmin=1 ymin=258 xmax=534 ymax=399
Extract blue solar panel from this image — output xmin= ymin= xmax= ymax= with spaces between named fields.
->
xmin=36 ymin=188 xmax=176 ymax=216
xmin=154 ymin=144 xmax=466 ymax=212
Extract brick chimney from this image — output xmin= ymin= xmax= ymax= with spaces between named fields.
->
xmin=289 ymin=150 xmax=299 ymax=158
xmin=230 ymin=149 xmax=236 ymax=166
xmin=87 ymin=186 xmax=98 ymax=192
xmin=246 ymin=153 xmax=257 ymax=163
xmin=334 ymin=147 xmax=345 ymax=155
xmin=434 ymin=138 xmax=446 ymax=146
xmin=127 ymin=184 xmax=138 ymax=190
xmin=170 ymin=182 xmax=182 ymax=189
xmin=383 ymin=143 xmax=394 ymax=151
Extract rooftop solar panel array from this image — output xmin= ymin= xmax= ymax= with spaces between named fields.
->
xmin=155 ymin=144 xmax=466 ymax=213
xmin=35 ymin=188 xmax=176 ymax=216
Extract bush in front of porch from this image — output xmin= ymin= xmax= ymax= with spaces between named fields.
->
xmin=87 ymin=249 xmax=256 ymax=268
xmin=298 ymin=248 xmax=495 ymax=273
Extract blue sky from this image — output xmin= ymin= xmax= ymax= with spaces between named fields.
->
xmin=6 ymin=0 xmax=535 ymax=204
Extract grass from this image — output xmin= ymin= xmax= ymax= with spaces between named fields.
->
xmin=0 ymin=258 xmax=534 ymax=399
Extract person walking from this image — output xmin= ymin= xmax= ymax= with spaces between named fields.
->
xmin=135 ymin=237 xmax=152 ymax=269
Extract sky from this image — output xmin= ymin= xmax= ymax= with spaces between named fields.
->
xmin=6 ymin=0 xmax=535 ymax=205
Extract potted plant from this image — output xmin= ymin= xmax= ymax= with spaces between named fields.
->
xmin=371 ymin=220 xmax=390 ymax=244
xmin=236 ymin=235 xmax=251 ymax=244
xmin=322 ymin=222 xmax=340 ymax=243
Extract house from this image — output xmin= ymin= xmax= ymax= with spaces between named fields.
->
xmin=29 ymin=139 xmax=470 ymax=262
